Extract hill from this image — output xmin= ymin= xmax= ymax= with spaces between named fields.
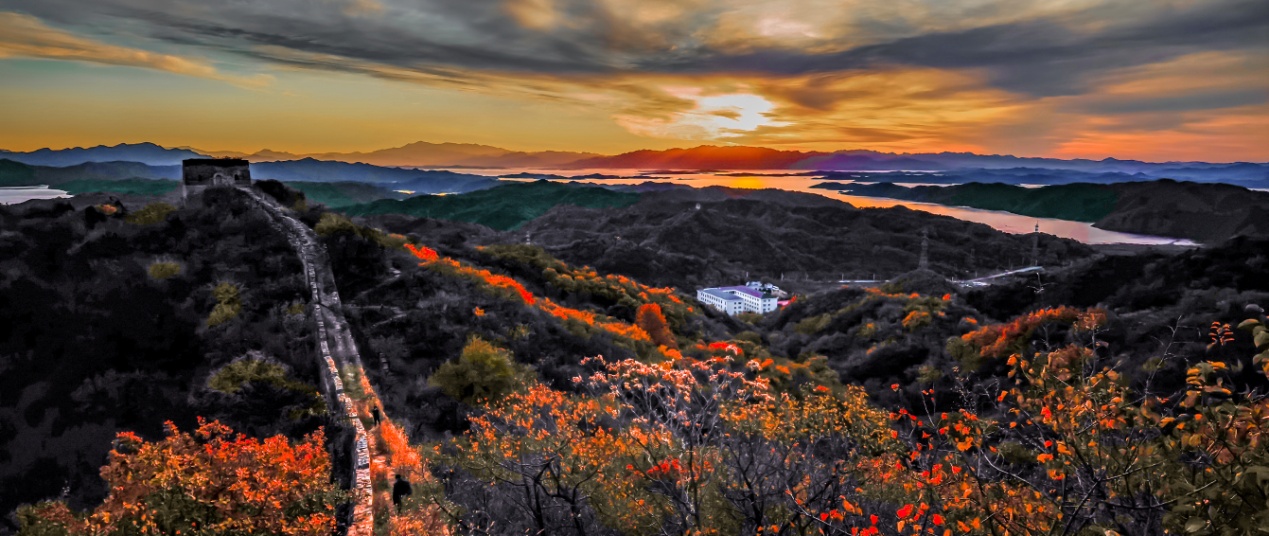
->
xmin=342 ymin=180 xmax=641 ymax=230
xmin=0 ymin=189 xmax=329 ymax=525
xmin=510 ymin=186 xmax=1094 ymax=290
xmin=7 ymin=180 xmax=1269 ymax=535
xmin=816 ymin=180 xmax=1269 ymax=242
xmin=0 ymin=184 xmax=728 ymax=525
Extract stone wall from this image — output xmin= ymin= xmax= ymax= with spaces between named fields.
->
xmin=240 ymin=186 xmax=373 ymax=536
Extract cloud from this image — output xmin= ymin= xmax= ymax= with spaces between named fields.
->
xmin=0 ymin=0 xmax=1265 ymax=159
xmin=0 ymin=12 xmax=271 ymax=88
xmin=1081 ymin=89 xmax=1267 ymax=115
xmin=7 ymin=0 xmax=1263 ymax=93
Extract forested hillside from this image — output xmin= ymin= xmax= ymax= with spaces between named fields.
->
xmin=6 ymin=183 xmax=1269 ymax=536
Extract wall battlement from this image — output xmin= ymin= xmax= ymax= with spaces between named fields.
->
xmin=182 ymin=158 xmax=251 ymax=198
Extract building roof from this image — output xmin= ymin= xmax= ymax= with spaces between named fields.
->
xmin=717 ymin=286 xmax=770 ymax=299
xmin=183 ymin=158 xmax=249 ymax=167
xmin=700 ymin=288 xmax=743 ymax=302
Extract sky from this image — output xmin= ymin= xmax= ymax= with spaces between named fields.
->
xmin=0 ymin=0 xmax=1266 ymax=161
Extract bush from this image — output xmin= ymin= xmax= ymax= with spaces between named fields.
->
xmin=208 ymin=358 xmax=291 ymax=394
xmin=125 ymin=202 xmax=176 ymax=225
xmin=17 ymin=420 xmax=342 ymax=535
xmin=207 ymin=282 xmax=242 ymax=327
xmin=314 ymin=212 xmax=360 ymax=237
xmin=795 ymin=313 xmax=831 ymax=335
xmin=430 ymin=336 xmax=525 ymax=404
xmin=147 ymin=260 xmax=181 ymax=280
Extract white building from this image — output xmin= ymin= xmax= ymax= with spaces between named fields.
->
xmin=697 ymin=285 xmax=778 ymax=315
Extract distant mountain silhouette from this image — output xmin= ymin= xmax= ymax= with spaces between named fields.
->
xmin=3 ymin=141 xmax=1266 ymax=184
xmin=571 ymin=145 xmax=1269 ymax=182
xmin=0 ymin=142 xmax=205 ymax=167
xmin=203 ymin=141 xmax=598 ymax=168
xmin=0 ymin=158 xmax=498 ymax=195
xmin=569 ymin=145 xmax=816 ymax=170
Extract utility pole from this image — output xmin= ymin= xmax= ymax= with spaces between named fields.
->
xmin=1032 ymin=223 xmax=1040 ymax=267
xmin=919 ymin=227 xmax=929 ymax=271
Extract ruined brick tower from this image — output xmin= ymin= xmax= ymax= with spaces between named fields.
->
xmin=182 ymin=158 xmax=251 ymax=199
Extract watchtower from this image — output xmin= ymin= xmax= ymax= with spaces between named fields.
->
xmin=182 ymin=158 xmax=251 ymax=199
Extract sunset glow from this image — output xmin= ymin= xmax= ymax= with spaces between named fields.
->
xmin=0 ymin=0 xmax=1265 ymax=160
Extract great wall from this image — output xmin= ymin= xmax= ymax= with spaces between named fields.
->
xmin=241 ymin=186 xmax=376 ymax=536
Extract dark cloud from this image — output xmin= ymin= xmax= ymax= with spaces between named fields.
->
xmin=669 ymin=0 xmax=1269 ymax=97
xmin=3 ymin=0 xmax=1267 ymax=102
xmin=1082 ymin=89 xmax=1268 ymax=115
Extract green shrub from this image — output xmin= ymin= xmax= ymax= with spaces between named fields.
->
xmin=147 ymin=260 xmax=181 ymax=280
xmin=126 ymin=202 xmax=177 ymax=225
xmin=795 ymin=313 xmax=832 ymax=335
xmin=207 ymin=282 xmax=242 ymax=327
xmin=208 ymin=359 xmax=290 ymax=394
xmin=314 ymin=211 xmax=407 ymax=250
xmin=314 ymin=212 xmax=359 ymax=237
xmin=207 ymin=303 xmax=242 ymax=327
xmin=430 ymin=336 xmax=526 ymax=404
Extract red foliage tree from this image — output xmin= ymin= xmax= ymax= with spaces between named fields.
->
xmin=18 ymin=419 xmax=342 ymax=536
xmin=636 ymin=303 xmax=676 ymax=349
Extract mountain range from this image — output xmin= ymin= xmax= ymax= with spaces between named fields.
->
xmin=0 ymin=158 xmax=499 ymax=195
xmin=2 ymin=143 xmax=1266 ymax=185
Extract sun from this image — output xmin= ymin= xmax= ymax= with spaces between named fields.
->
xmin=615 ymin=88 xmax=790 ymax=141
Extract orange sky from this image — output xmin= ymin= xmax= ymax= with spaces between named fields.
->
xmin=0 ymin=1 xmax=1266 ymax=161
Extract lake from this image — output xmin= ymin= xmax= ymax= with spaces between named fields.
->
xmin=0 ymin=186 xmax=69 ymax=205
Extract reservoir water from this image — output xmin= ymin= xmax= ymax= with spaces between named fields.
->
xmin=0 ymin=186 xmax=68 ymax=205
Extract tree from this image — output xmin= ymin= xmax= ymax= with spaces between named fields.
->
xmin=430 ymin=336 xmax=525 ymax=404
xmin=636 ymin=303 xmax=676 ymax=349
xmin=17 ymin=419 xmax=342 ymax=536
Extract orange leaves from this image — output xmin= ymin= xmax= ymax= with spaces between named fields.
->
xmin=643 ymin=457 xmax=684 ymax=480
xmin=484 ymin=272 xmax=536 ymax=304
xmin=410 ymin=242 xmax=535 ymax=305
xmin=707 ymin=341 xmax=743 ymax=355
xmin=405 ymin=243 xmax=439 ymax=263
xmin=959 ymin=306 xmax=1091 ymax=360
xmin=29 ymin=419 xmax=340 ymax=535
xmin=379 ymin=419 xmax=423 ymax=478
xmin=902 ymin=310 xmax=932 ymax=331
xmin=636 ymin=303 xmax=676 ymax=348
